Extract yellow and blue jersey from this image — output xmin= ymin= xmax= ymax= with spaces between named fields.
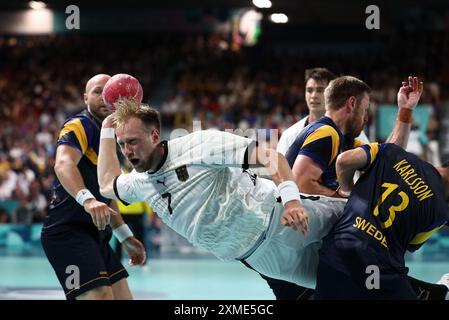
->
xmin=320 ymin=143 xmax=449 ymax=278
xmin=43 ymin=108 xmax=118 ymax=233
xmin=285 ymin=116 xmax=364 ymax=190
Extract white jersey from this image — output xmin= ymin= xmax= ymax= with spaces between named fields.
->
xmin=114 ymin=130 xmax=277 ymax=261
xmin=277 ymin=116 xmax=310 ymax=155
xmin=277 ymin=116 xmax=370 ymax=156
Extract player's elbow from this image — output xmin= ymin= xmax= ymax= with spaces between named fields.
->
xmin=336 ymin=152 xmax=352 ymax=172
xmin=99 ymin=184 xmax=114 ymax=199
xmin=54 ymin=158 xmax=75 ymax=178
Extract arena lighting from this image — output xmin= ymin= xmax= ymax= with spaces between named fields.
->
xmin=252 ymin=0 xmax=272 ymax=9
xmin=270 ymin=13 xmax=288 ymax=23
xmin=28 ymin=1 xmax=46 ymax=10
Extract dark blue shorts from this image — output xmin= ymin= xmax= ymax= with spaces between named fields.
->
xmin=314 ymin=260 xmax=417 ymax=300
xmin=41 ymin=224 xmax=128 ymax=300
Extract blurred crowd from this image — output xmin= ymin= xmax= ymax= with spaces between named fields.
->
xmin=0 ymin=25 xmax=448 ymax=223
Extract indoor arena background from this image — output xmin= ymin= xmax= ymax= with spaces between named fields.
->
xmin=1 ymin=0 xmax=449 ymax=299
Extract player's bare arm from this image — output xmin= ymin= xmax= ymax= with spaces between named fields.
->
xmin=110 ymin=201 xmax=146 ymax=266
xmin=98 ymin=114 xmax=121 ymax=199
xmin=249 ymin=146 xmax=308 ymax=235
xmin=291 ymin=155 xmax=340 ymax=197
xmin=385 ymin=76 xmax=424 ymax=148
xmin=335 ymin=147 xmax=368 ymax=197
xmin=54 ymin=145 xmax=116 ymax=230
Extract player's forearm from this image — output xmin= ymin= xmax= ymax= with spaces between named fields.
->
xmin=385 ymin=119 xmax=411 ymax=149
xmin=98 ymin=132 xmax=121 ymax=198
xmin=54 ymin=160 xmax=88 ymax=199
xmin=297 ymin=179 xmax=338 ymax=197
xmin=109 ymin=200 xmax=125 ymax=229
xmin=261 ymin=149 xmax=295 ymax=186
xmin=335 ymin=149 xmax=367 ymax=192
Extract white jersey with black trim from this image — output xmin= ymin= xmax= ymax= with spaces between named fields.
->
xmin=114 ymin=130 xmax=278 ymax=261
xmin=277 ymin=116 xmax=309 ymax=155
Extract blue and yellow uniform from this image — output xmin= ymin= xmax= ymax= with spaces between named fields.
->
xmin=315 ymin=143 xmax=449 ymax=299
xmin=285 ymin=116 xmax=364 ymax=190
xmin=41 ymin=108 xmax=128 ymax=300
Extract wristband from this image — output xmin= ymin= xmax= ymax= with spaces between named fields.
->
xmin=75 ymin=189 xmax=95 ymax=206
xmin=397 ymin=108 xmax=412 ymax=124
xmin=100 ymin=127 xmax=115 ymax=139
xmin=113 ymin=224 xmax=134 ymax=243
xmin=278 ymin=180 xmax=301 ymax=206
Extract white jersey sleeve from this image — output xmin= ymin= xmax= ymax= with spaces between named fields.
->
xmin=277 ymin=116 xmax=309 ymax=155
xmin=113 ymin=170 xmax=147 ymax=204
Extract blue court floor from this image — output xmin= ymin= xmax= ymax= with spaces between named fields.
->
xmin=0 ymin=252 xmax=448 ymax=300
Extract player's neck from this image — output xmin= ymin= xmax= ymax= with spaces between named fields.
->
xmin=325 ymin=110 xmax=349 ymax=134
xmin=308 ymin=112 xmax=323 ymax=124
xmin=149 ymin=142 xmax=165 ymax=171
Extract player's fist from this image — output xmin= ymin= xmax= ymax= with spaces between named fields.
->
xmin=281 ymin=200 xmax=308 ymax=236
xmin=397 ymin=76 xmax=424 ymax=110
xmin=84 ymin=199 xmax=117 ymax=230
xmin=123 ymin=237 xmax=146 ymax=266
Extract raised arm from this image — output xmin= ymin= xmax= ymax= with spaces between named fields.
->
xmin=98 ymin=114 xmax=121 ymax=199
xmin=386 ymin=76 xmax=423 ymax=148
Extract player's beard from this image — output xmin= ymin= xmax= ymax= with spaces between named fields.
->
xmin=89 ymin=104 xmax=112 ymax=121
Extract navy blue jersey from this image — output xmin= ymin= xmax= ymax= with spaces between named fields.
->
xmin=320 ymin=143 xmax=449 ymax=279
xmin=42 ymin=108 xmax=115 ymax=233
xmin=285 ymin=116 xmax=364 ymax=190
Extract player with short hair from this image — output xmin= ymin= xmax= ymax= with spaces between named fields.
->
xmin=41 ymin=74 xmax=146 ymax=300
xmin=314 ymin=143 xmax=449 ymax=299
xmin=97 ymin=99 xmax=346 ymax=289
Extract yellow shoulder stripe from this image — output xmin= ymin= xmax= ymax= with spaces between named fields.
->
xmin=354 ymin=138 xmax=365 ymax=148
xmin=303 ymin=125 xmax=339 ymax=165
xmin=368 ymin=143 xmax=379 ymax=165
xmin=409 ymin=224 xmax=445 ymax=245
xmin=85 ymin=146 xmax=98 ymax=165
xmin=58 ymin=119 xmax=88 ymax=154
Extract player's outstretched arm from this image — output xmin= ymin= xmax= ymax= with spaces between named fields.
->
xmin=250 ymin=146 xmax=308 ymax=235
xmin=98 ymin=114 xmax=122 ymax=199
xmin=335 ymin=148 xmax=368 ymax=197
xmin=386 ymin=76 xmax=424 ymax=148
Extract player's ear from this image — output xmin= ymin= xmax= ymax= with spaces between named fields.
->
xmin=151 ymin=128 xmax=160 ymax=144
xmin=83 ymin=92 xmax=88 ymax=105
xmin=346 ymin=96 xmax=356 ymax=113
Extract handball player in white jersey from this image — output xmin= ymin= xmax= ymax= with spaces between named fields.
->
xmin=97 ymin=99 xmax=346 ymax=288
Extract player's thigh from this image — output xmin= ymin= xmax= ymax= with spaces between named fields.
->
xmin=41 ymin=227 xmax=113 ymax=300
xmin=100 ymin=238 xmax=129 ymax=289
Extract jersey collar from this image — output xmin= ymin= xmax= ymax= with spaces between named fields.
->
xmin=147 ymin=141 xmax=168 ymax=175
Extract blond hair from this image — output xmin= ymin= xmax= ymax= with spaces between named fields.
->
xmin=113 ymin=98 xmax=161 ymax=132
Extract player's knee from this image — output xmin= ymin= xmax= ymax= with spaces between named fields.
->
xmin=77 ymin=285 xmax=114 ymax=300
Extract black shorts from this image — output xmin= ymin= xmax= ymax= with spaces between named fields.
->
xmin=41 ymin=224 xmax=129 ymax=300
xmin=314 ymin=260 xmax=417 ymax=300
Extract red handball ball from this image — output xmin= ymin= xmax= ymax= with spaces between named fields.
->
xmin=102 ymin=73 xmax=143 ymax=108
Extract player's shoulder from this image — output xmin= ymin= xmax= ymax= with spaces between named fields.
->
xmin=61 ymin=109 xmax=96 ymax=132
xmin=282 ymin=117 xmax=309 ymax=138
xmin=304 ymin=121 xmax=339 ymax=141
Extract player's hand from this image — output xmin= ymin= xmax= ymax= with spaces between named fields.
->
xmin=281 ymin=200 xmax=308 ymax=236
xmin=397 ymin=76 xmax=424 ymax=110
xmin=122 ymin=237 xmax=146 ymax=266
xmin=84 ymin=199 xmax=117 ymax=230
xmin=102 ymin=114 xmax=116 ymax=129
